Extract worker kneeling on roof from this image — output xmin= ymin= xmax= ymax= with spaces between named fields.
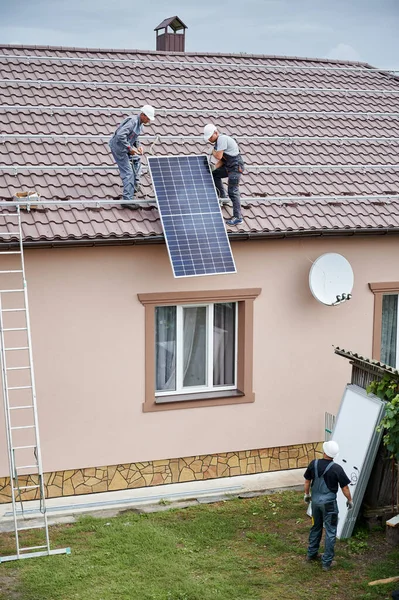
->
xmin=203 ymin=123 xmax=244 ymax=226
xmin=109 ymin=105 xmax=155 ymax=208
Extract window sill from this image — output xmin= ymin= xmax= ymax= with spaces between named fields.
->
xmin=143 ymin=389 xmax=254 ymax=412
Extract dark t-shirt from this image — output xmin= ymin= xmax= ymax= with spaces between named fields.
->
xmin=304 ymin=459 xmax=351 ymax=494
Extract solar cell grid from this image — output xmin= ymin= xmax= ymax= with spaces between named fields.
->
xmin=148 ymin=155 xmax=236 ymax=278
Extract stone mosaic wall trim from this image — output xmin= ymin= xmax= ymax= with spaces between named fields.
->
xmin=0 ymin=442 xmax=323 ymax=503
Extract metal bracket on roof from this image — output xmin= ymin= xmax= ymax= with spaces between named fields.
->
xmin=12 ymin=167 xmax=17 ymax=176
xmin=149 ymin=136 xmax=160 ymax=155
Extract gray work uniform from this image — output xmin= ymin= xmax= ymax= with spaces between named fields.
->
xmin=109 ymin=114 xmax=143 ymax=201
xmin=307 ymin=459 xmax=338 ymax=568
xmin=212 ymin=134 xmax=244 ymax=219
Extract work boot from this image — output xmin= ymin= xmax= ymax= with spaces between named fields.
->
xmin=226 ymin=217 xmax=243 ymax=226
xmin=322 ymin=560 xmax=336 ymax=572
xmin=305 ymin=554 xmax=320 ymax=562
xmin=121 ymin=202 xmax=139 ymax=210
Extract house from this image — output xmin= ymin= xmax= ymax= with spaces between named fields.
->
xmin=0 ymin=18 xmax=398 ymax=502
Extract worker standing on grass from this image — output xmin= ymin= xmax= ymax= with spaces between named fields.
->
xmin=203 ymin=124 xmax=244 ymax=226
xmin=304 ymin=440 xmax=353 ymax=572
xmin=109 ymin=105 xmax=155 ymax=208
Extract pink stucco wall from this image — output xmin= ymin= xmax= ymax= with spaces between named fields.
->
xmin=0 ymin=235 xmax=395 ymax=475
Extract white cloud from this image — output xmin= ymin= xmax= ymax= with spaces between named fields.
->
xmin=325 ymin=43 xmax=361 ymax=62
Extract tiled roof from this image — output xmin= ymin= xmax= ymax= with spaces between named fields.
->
xmin=334 ymin=347 xmax=399 ymax=377
xmin=0 ymin=44 xmax=399 ymax=242
xmin=0 ymin=198 xmax=398 ymax=245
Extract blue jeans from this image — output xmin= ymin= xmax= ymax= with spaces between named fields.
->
xmin=212 ymin=166 xmax=242 ymax=219
xmin=307 ymin=500 xmax=338 ymax=567
xmin=109 ymin=143 xmax=137 ymax=201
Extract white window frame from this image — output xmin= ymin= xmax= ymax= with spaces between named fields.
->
xmin=156 ymin=302 xmax=238 ymax=397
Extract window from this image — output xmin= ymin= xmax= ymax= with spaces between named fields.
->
xmin=369 ymin=282 xmax=399 ymax=367
xmin=155 ymin=303 xmax=236 ymax=396
xmin=138 ymin=288 xmax=261 ymax=412
xmin=381 ymin=294 xmax=398 ymax=367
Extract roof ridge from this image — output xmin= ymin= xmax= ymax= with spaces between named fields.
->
xmin=0 ymin=43 xmax=374 ymax=68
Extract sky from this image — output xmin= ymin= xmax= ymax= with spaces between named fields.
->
xmin=0 ymin=0 xmax=398 ymax=70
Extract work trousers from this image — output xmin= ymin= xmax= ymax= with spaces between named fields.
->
xmin=109 ymin=143 xmax=140 ymax=201
xmin=212 ymin=166 xmax=242 ymax=219
xmin=307 ymin=500 xmax=338 ymax=567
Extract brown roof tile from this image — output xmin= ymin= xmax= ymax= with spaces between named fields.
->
xmin=0 ymin=198 xmax=396 ymax=245
xmin=0 ymin=45 xmax=399 ymax=241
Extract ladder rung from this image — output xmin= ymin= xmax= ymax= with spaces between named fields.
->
xmin=14 ymin=484 xmax=40 ymax=490
xmin=6 ymin=366 xmax=30 ymax=371
xmin=13 ymin=445 xmax=35 ymax=449
xmin=0 ymin=548 xmax=71 ymax=562
xmin=8 ymin=386 xmax=32 ymax=390
xmin=2 ymin=308 xmax=26 ymax=312
xmin=0 ymin=251 xmax=21 ymax=255
xmin=17 ymin=526 xmax=45 ymax=532
xmin=5 ymin=347 xmax=29 ymax=351
xmin=15 ymin=465 xmax=38 ymax=470
xmin=0 ymin=289 xmax=24 ymax=293
xmin=19 ymin=545 xmax=48 ymax=552
xmin=10 ymin=405 xmax=34 ymax=410
xmin=11 ymin=425 xmax=35 ymax=430
xmin=0 ymin=270 xmax=23 ymax=274
xmin=3 ymin=327 xmax=27 ymax=331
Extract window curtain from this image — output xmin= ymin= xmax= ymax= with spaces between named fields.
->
xmin=213 ymin=303 xmax=235 ymax=386
xmin=155 ymin=306 xmax=176 ymax=391
xmin=183 ymin=307 xmax=206 ymax=387
xmin=381 ymin=294 xmax=398 ymax=368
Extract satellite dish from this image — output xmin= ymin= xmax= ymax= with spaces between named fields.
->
xmin=309 ymin=253 xmax=354 ymax=306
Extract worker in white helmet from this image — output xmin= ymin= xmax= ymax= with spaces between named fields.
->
xmin=109 ymin=105 xmax=155 ymax=208
xmin=203 ymin=123 xmax=244 ymax=226
xmin=304 ymin=440 xmax=353 ymax=572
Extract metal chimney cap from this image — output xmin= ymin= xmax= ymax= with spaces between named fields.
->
xmin=154 ymin=16 xmax=188 ymax=32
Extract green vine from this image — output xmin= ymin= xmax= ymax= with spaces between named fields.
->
xmin=367 ymin=374 xmax=399 ymax=459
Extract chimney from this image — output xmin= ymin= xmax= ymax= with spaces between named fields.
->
xmin=154 ymin=16 xmax=187 ymax=52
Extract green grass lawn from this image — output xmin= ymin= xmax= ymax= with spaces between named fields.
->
xmin=0 ymin=490 xmax=398 ymax=600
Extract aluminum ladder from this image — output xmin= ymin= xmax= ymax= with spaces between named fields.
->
xmin=0 ymin=206 xmax=70 ymax=562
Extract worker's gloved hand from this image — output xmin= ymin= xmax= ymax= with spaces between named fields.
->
xmin=304 ymin=494 xmax=311 ymax=504
xmin=346 ymin=500 xmax=353 ymax=510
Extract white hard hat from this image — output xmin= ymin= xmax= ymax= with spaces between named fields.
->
xmin=323 ymin=440 xmax=339 ymax=458
xmin=203 ymin=123 xmax=217 ymax=142
xmin=140 ymin=105 xmax=155 ymax=121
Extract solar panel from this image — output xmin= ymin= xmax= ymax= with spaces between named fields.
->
xmin=148 ymin=155 xmax=236 ymax=278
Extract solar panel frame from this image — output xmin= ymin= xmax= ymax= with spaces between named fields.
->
xmin=148 ymin=154 xmax=237 ymax=279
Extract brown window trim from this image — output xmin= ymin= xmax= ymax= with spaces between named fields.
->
xmin=369 ymin=282 xmax=399 ymax=360
xmin=138 ymin=288 xmax=261 ymax=412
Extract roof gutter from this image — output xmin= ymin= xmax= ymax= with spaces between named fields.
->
xmin=0 ymin=235 xmax=166 ymax=250
xmin=0 ymin=226 xmax=399 ymax=250
xmin=230 ymin=226 xmax=399 ymax=242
